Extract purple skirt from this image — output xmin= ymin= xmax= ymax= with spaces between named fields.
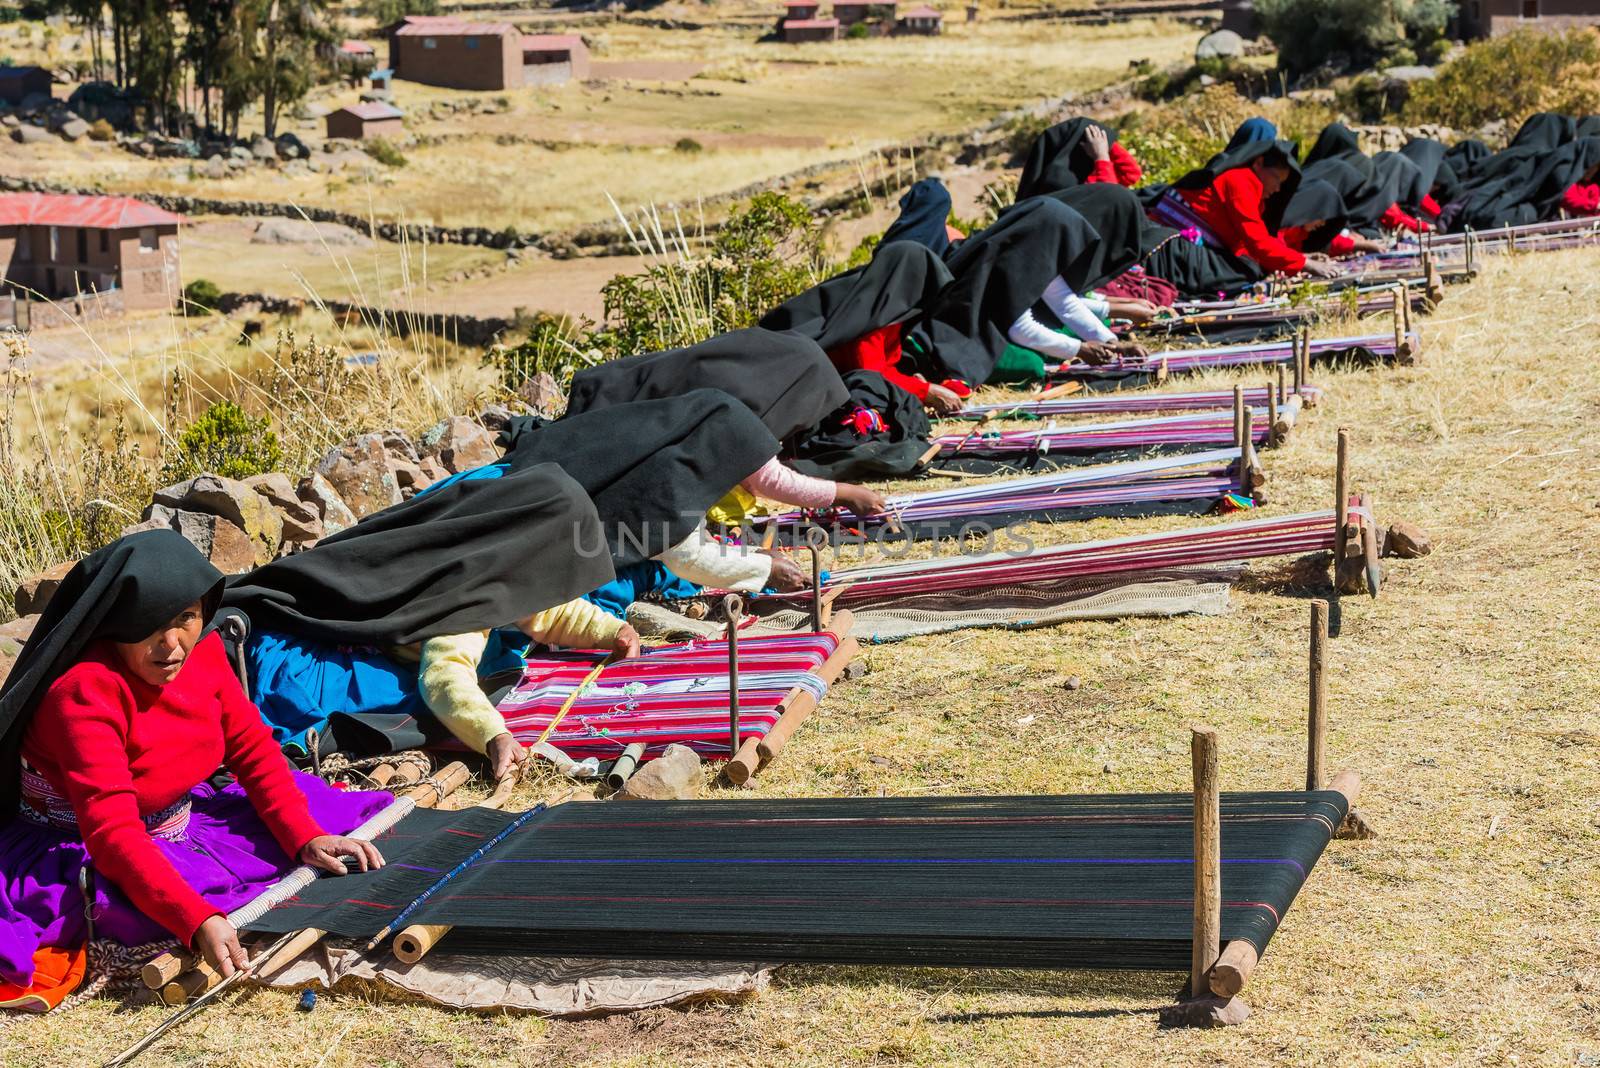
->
xmin=0 ymin=772 xmax=390 ymax=987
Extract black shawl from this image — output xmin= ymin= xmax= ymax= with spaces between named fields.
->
xmin=1443 ymin=139 xmax=1491 ymax=183
xmin=1452 ymin=134 xmax=1600 ymax=231
xmin=1172 ymin=138 xmax=1303 ymax=232
xmin=1579 ymin=116 xmax=1600 ymax=139
xmin=224 ymin=463 xmax=612 ymax=647
xmin=1138 ymin=218 xmax=1263 ymax=298
xmin=785 ymin=370 xmax=932 ymax=481
xmin=879 ymin=178 xmax=953 ymax=257
xmin=911 ymin=196 xmax=1101 ymax=384
xmin=1400 ymin=139 xmax=1448 ymax=200
xmin=1280 ymin=178 xmax=1349 ymax=253
xmin=0 ymin=530 xmax=225 ymax=814
xmin=565 ymin=328 xmax=847 ymax=443
xmin=1508 ymin=112 xmax=1575 ymax=154
xmin=759 ymin=241 xmax=953 ymax=354
xmin=1015 ymin=118 xmax=1117 ymax=199
xmin=1304 ymin=123 xmax=1365 ymax=169
xmin=499 ymin=390 xmax=778 ymax=565
xmin=1042 ymin=183 xmax=1146 ymax=293
xmin=1374 ymin=151 xmax=1427 ymax=214
xmin=1304 ymin=156 xmax=1394 ymax=231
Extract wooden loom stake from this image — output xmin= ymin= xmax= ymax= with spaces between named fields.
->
xmin=1232 ymin=386 xmax=1247 ymax=489
xmin=1307 ymin=599 xmax=1328 ymax=792
xmin=1189 ymin=725 xmax=1221 ymax=1000
xmin=724 ymin=594 xmax=743 ymax=758
xmin=1276 ymin=366 xmax=1286 ymax=412
xmin=1391 ymin=285 xmax=1405 ymax=355
xmin=1334 ymin=427 xmax=1350 ymax=569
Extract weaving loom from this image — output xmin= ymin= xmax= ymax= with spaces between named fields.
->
xmin=1144 ymin=283 xmax=1430 ymax=343
xmin=481 ymin=623 xmax=857 ymax=782
xmin=759 ymin=448 xmax=1262 ymax=546
xmin=1048 ymin=329 xmax=1416 ymax=384
xmin=958 ymin=384 xmax=1324 ymax=420
xmin=241 ymin=787 xmax=1350 ymax=976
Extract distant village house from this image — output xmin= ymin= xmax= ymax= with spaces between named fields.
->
xmin=387 ymin=16 xmax=589 ymax=90
xmin=1458 ymin=0 xmax=1600 ymax=36
xmin=897 ymin=5 xmax=944 ymax=34
xmin=0 ymin=65 xmax=52 ymax=105
xmin=833 ymin=0 xmax=899 ymax=25
xmin=0 ymin=193 xmax=182 ymax=330
xmin=781 ymin=16 xmax=842 ymax=41
xmin=326 ymin=102 xmax=405 ymax=140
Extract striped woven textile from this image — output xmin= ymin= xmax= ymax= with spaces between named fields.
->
xmin=488 ymin=633 xmax=839 ymax=760
xmin=959 ymin=385 xmax=1323 ymax=420
xmin=935 ymin=408 xmax=1284 ymax=458
xmin=1349 ymin=218 xmax=1600 ymax=270
xmin=757 ymin=510 xmax=1338 ymax=608
xmin=1047 ymin=332 xmax=1414 ymax=380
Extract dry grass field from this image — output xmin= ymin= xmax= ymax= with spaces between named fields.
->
xmin=2 ymin=16 xmax=1198 ymax=232
xmin=5 ymin=244 xmax=1599 ymax=1066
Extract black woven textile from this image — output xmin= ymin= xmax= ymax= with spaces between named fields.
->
xmin=245 ymin=791 xmax=1347 ymax=970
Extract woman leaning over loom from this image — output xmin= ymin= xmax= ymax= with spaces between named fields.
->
xmin=0 ymin=531 xmax=390 ymax=1009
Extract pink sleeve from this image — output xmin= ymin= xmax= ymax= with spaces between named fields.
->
xmin=740 ymin=457 xmax=837 ymax=508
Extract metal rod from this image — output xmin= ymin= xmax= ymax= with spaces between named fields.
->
xmin=1307 ymin=599 xmax=1328 ymax=792
xmin=724 ymin=593 xmax=743 ymax=756
xmin=806 ymin=525 xmax=827 ymax=633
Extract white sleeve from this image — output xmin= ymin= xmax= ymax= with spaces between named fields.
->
xmin=1008 ymin=307 xmax=1082 ymax=359
xmin=1041 ymin=276 xmax=1117 ymax=343
xmin=653 ymin=523 xmax=773 ymax=592
xmin=1081 ymin=294 xmax=1111 ymax=318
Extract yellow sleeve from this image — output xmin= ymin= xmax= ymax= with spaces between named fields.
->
xmin=519 ymin=598 xmax=624 ymax=650
xmin=706 ymin=484 xmax=762 ymax=527
xmin=418 ymin=631 xmax=507 ymax=755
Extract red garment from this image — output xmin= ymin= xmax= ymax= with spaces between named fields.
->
xmin=1562 ymin=182 xmax=1600 ymax=215
xmin=1281 ymin=226 xmax=1356 ymax=257
xmin=22 ymin=633 xmax=324 ymax=946
xmin=1419 ymin=194 xmax=1442 ymax=220
xmin=1176 ymin=167 xmax=1306 ymax=274
xmin=827 ymin=323 xmax=935 ymax=400
xmin=1085 ymin=159 xmax=1118 ymax=185
xmin=1109 ymin=142 xmax=1142 ymax=187
xmin=1379 ymin=203 xmax=1426 ymax=233
xmin=1328 ymin=232 xmax=1356 ymax=256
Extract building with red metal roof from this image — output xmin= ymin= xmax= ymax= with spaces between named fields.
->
xmin=387 ymin=16 xmax=587 ymax=89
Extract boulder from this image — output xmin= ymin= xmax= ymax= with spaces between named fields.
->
xmin=418 ymin=456 xmax=450 ymax=484
xmin=250 ymin=135 xmax=277 ymax=161
xmin=229 ymin=145 xmax=252 ymax=161
xmin=314 ymin=434 xmax=401 ymax=518
xmin=516 ymin=372 xmax=564 ymax=418
xmin=418 ymin=415 xmax=498 ymax=474
xmin=173 ymin=511 xmax=259 ymax=574
xmin=0 ymin=615 xmax=39 ymax=644
xmin=151 ymin=474 xmax=283 ymax=565
xmin=477 ymin=404 xmax=515 ymax=432
xmin=250 ymin=218 xmax=371 ymax=247
xmin=615 ymin=744 xmax=701 ymax=800
xmin=274 ymin=131 xmax=308 ymax=160
xmin=243 ymin=472 xmax=325 ymax=545
xmin=11 ymin=123 xmax=50 ymax=144
xmin=1195 ymin=29 xmax=1244 ymax=62
xmin=14 ymin=559 xmax=75 ymax=617
xmin=296 ymin=472 xmax=359 ymax=535
xmin=202 ymin=155 xmax=228 ymax=180
xmin=57 ymin=116 xmax=89 ymax=140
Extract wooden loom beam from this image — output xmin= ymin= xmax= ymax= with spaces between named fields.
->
xmin=724 ymin=611 xmax=859 ymax=785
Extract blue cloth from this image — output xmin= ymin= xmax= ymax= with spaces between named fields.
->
xmin=413 ymin=460 xmax=508 ymax=498
xmin=880 ymin=178 xmax=953 ymax=258
xmin=1225 ymin=118 xmax=1279 ymax=153
xmin=246 ymin=627 xmax=527 ymax=751
xmin=584 ymin=561 xmax=702 ymax=619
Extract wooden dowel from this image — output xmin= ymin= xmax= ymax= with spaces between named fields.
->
xmin=1361 ymin=493 xmax=1382 ymax=598
xmin=368 ymin=762 xmax=398 ymax=788
xmin=162 ymin=960 xmax=220 ymax=1005
xmin=757 ymin=628 xmax=860 ymax=763
xmin=1298 ymin=325 xmax=1310 ymax=386
xmin=393 ymin=924 xmax=451 ymax=965
xmin=724 ymin=594 xmax=743 ymax=757
xmin=1276 ymin=365 xmax=1286 ymax=411
xmin=1307 ymin=599 xmax=1328 ymax=792
xmin=1190 ymin=725 xmax=1221 ymax=1000
xmin=1232 ymin=386 xmax=1247 ymax=486
xmin=1391 ymin=285 xmax=1404 ymax=352
xmin=1034 ymin=379 xmax=1083 ymax=401
xmin=1334 ymin=427 xmax=1350 ymax=565
xmin=142 ymin=951 xmax=195 ymax=991
xmin=1209 ymin=939 xmax=1259 ymax=998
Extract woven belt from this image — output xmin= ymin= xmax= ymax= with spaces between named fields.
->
xmin=18 ymin=760 xmax=193 ymax=842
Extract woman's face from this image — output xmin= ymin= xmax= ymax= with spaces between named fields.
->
xmin=114 ymin=600 xmax=205 ymax=687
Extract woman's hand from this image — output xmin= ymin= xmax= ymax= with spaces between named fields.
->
xmin=924 ymin=382 xmax=964 ymax=416
xmin=834 ymin=483 xmax=886 ymax=517
xmin=1075 ymin=341 xmax=1119 ymax=365
xmin=300 ymin=834 xmax=384 ymax=875
xmin=1106 ymin=298 xmax=1162 ymax=324
xmin=1084 ymin=124 xmax=1111 ymax=162
xmin=761 ymin=550 xmax=808 ymax=592
xmin=1113 ymin=340 xmax=1148 ymax=360
xmin=611 ymin=623 xmax=641 ymax=659
xmin=193 ymin=914 xmax=248 ymax=979
xmin=1301 ymin=256 xmax=1344 ymax=279
xmin=486 ymin=733 xmax=526 ymax=780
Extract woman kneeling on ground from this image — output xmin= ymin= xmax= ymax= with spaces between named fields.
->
xmin=0 ymin=531 xmax=389 ymax=1008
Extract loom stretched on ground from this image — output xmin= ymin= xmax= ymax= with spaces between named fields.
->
xmin=958 ymin=383 xmax=1323 ymax=420
xmin=932 ymin=405 xmax=1297 ymax=469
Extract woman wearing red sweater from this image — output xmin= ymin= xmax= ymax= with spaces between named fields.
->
xmin=0 ymin=531 xmax=388 ymax=1008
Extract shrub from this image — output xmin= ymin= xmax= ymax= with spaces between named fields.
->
xmin=1002 ymin=112 xmax=1053 ymax=161
xmin=846 ymin=21 xmax=870 ymax=39
xmin=87 ymin=117 xmax=115 ymax=141
xmin=359 ymin=0 xmax=438 ymax=21
xmin=1405 ymin=28 xmax=1600 ymax=131
xmin=1116 ymin=85 xmax=1257 ymax=185
xmin=674 ymin=137 xmax=703 ymax=153
xmin=363 ymin=137 xmax=407 ymax=168
xmin=484 ymin=313 xmax=599 ymax=396
xmin=160 ymin=400 xmax=283 ymax=483
xmin=182 ymin=278 xmax=223 ymax=315
xmin=1255 ymin=0 xmax=1456 ymax=78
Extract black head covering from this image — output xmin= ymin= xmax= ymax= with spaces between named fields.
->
xmin=1400 ymin=139 xmax=1447 ymax=198
xmin=1374 ymin=150 xmax=1427 ymax=212
xmin=1508 ymin=113 xmax=1575 ymax=153
xmin=911 ymin=196 xmax=1101 ymax=384
xmin=1280 ymin=178 xmax=1349 ymax=252
xmin=1173 ymin=138 xmax=1303 ymax=232
xmin=1579 ymin=116 xmax=1600 ymax=139
xmin=223 ymin=463 xmax=612 ymax=646
xmin=498 ymin=390 xmax=778 ymax=565
xmin=1041 ymin=183 xmax=1145 ymax=291
xmin=1305 ymin=154 xmax=1395 ymax=230
xmin=785 ymin=371 xmax=933 ymax=481
xmin=1443 ymin=139 xmax=1491 ymax=183
xmin=879 ymin=178 xmax=953 ymax=257
xmin=1138 ymin=219 xmax=1263 ymax=298
xmin=0 ymin=530 xmax=224 ymax=814
xmin=1452 ymin=134 xmax=1600 ymax=231
xmin=565 ymin=328 xmax=847 ymax=443
xmin=1015 ymin=118 xmax=1118 ymax=199
xmin=1304 ymin=124 xmax=1365 ymax=168
xmin=759 ymin=241 xmax=953 ymax=354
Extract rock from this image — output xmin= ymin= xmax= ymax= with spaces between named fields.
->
xmin=11 ymin=123 xmax=50 ymax=144
xmin=274 ymin=131 xmax=308 ymax=159
xmin=515 ymin=372 xmax=565 ymax=417
xmin=1381 ymin=64 xmax=1435 ymax=84
xmin=203 ymin=155 xmax=228 ymax=179
xmin=314 ymin=434 xmax=401 ymax=518
xmin=173 ymin=511 xmax=260 ymax=574
xmin=151 ymin=474 xmax=283 ymax=565
xmin=229 ymin=145 xmax=252 ymax=161
xmin=0 ymin=615 xmax=39 ymax=644
xmin=1383 ymin=521 xmax=1432 ymax=559
xmin=477 ymin=404 xmax=515 ymax=431
xmin=226 ymin=157 xmax=248 ymax=172
xmin=1159 ymin=994 xmax=1250 ymax=1028
xmin=14 ymin=559 xmax=75 ymax=617
xmin=843 ymin=659 xmax=869 ymax=680
xmin=615 ymin=744 xmax=701 ymax=800
xmin=250 ymin=218 xmax=371 ymax=247
xmin=418 ymin=456 xmax=450 ymax=484
xmin=1063 ymin=675 xmax=1081 ymax=690
xmin=297 ymin=472 xmax=359 ymax=535
xmin=378 ymin=430 xmax=420 ymax=466
xmin=282 ymin=159 xmax=309 ymax=178
xmin=57 ymin=116 xmax=89 ymax=140
xmin=1195 ymin=29 xmax=1244 ymax=61
xmin=243 ymin=473 xmax=325 ymax=545
xmin=250 ymin=135 xmax=277 ymax=160
xmin=418 ymin=415 xmax=498 ymax=474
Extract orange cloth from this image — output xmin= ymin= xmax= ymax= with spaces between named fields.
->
xmin=0 ymin=944 xmax=88 ymax=1013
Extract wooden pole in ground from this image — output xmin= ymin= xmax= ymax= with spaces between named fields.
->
xmin=1334 ymin=427 xmax=1350 ymax=565
xmin=1190 ymin=725 xmax=1221 ymax=1000
xmin=1232 ymin=386 xmax=1247 ymax=487
xmin=1276 ymin=365 xmax=1286 ymax=411
xmin=1307 ymin=599 xmax=1328 ymax=792
xmin=724 ymin=594 xmax=743 ymax=757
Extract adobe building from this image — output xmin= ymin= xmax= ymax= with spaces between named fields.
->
xmin=897 ymin=5 xmax=943 ymax=33
xmin=325 ymin=102 xmax=405 ymax=140
xmin=1458 ymin=0 xmax=1600 ymax=36
xmin=0 ymin=65 xmax=51 ymax=105
xmin=833 ymin=0 xmax=899 ymax=25
xmin=781 ymin=16 xmax=842 ymax=41
xmin=388 ymin=16 xmax=588 ymax=90
xmin=777 ymin=0 xmax=821 ymax=26
xmin=0 ymin=193 xmax=182 ymax=329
